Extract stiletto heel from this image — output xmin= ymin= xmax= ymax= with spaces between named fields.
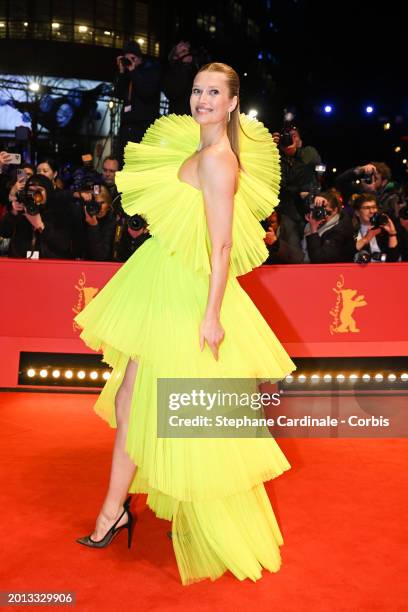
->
xmin=76 ymin=496 xmax=136 ymax=549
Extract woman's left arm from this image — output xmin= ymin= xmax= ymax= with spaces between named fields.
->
xmin=198 ymin=148 xmax=237 ymax=360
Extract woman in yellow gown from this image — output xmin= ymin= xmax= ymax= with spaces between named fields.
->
xmin=74 ymin=62 xmax=296 ymax=585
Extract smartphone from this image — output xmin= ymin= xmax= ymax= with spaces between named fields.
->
xmin=17 ymin=168 xmax=27 ymax=183
xmin=8 ymin=153 xmax=21 ymax=165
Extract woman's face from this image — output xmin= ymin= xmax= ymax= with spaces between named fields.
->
xmin=37 ymin=162 xmax=56 ymax=183
xmin=190 ymin=71 xmax=237 ymax=126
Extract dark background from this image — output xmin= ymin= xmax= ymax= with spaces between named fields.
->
xmin=0 ymin=0 xmax=405 ymax=179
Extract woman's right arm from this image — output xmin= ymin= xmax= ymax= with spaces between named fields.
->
xmin=198 ymin=148 xmax=237 ymax=360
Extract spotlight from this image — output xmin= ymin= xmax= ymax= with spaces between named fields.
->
xmin=323 ymin=374 xmax=332 ymax=383
xmin=285 ymin=375 xmax=294 ymax=383
xmin=311 ymin=374 xmax=320 ymax=383
xmin=137 ymin=38 xmax=145 ymax=45
xmin=388 ymin=374 xmax=397 ymax=382
xmin=104 ymin=30 xmax=111 ymax=36
xmin=39 ymin=369 xmax=48 ymax=378
xmin=52 ymin=370 xmax=60 ymax=379
xmin=332 ymin=168 xmax=337 ymax=173
xmin=78 ymin=25 xmax=88 ymax=33
xmin=349 ymin=374 xmax=358 ymax=382
xmin=52 ymin=22 xmax=60 ymax=29
xmin=362 ymin=374 xmax=371 ymax=382
xmin=394 ymin=146 xmax=401 ymax=153
xmin=248 ymin=109 xmax=258 ymax=119
xmin=108 ymin=100 xmax=114 ymax=109
xmin=24 ymin=22 xmax=28 ymax=27
xmin=336 ymin=374 xmax=345 ymax=382
xmin=90 ymin=371 xmax=98 ymax=380
xmin=27 ymin=368 xmax=36 ymax=378
xmin=375 ymin=373 xmax=384 ymax=381
xmin=323 ymin=105 xmax=333 ymax=114
xmin=401 ymin=373 xmax=408 ymax=382
xmin=243 ymin=72 xmax=248 ymax=77
xmin=403 ymin=159 xmax=407 ymax=164
xmin=383 ymin=122 xmax=391 ymax=130
xmin=298 ymin=374 xmax=306 ymax=383
xmin=0 ymin=23 xmax=5 ymax=28
xmin=65 ymin=370 xmax=73 ymax=379
xmin=28 ymin=82 xmax=40 ymax=92
xmin=103 ymin=371 xmax=111 ymax=381
xmin=365 ymin=105 xmax=374 ymax=114
xmin=77 ymin=371 xmax=86 ymax=380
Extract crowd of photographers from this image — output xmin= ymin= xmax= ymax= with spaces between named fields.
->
xmin=0 ymin=36 xmax=407 ymax=264
xmin=0 ymin=152 xmax=150 ymax=261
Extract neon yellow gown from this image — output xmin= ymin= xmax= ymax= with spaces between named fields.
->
xmin=74 ymin=113 xmax=296 ymax=585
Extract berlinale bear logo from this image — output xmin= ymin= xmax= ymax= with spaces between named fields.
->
xmin=330 ymin=274 xmax=367 ymax=335
xmin=72 ymin=272 xmax=99 ymax=332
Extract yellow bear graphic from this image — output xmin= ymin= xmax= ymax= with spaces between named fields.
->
xmin=335 ymin=289 xmax=367 ymax=333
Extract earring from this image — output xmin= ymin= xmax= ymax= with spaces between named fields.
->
xmin=227 ymin=111 xmax=231 ymax=123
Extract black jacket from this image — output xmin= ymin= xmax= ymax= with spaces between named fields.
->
xmin=306 ymin=214 xmax=355 ymax=263
xmin=263 ymin=214 xmax=304 ymax=264
xmin=114 ymin=56 xmax=161 ymax=124
xmin=84 ymin=210 xmax=117 ymax=261
xmin=0 ymin=190 xmax=82 ymax=259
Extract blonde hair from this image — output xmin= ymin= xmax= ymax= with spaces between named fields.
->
xmin=197 ymin=62 xmax=242 ymax=165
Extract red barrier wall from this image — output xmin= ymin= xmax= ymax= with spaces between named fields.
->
xmin=1 ymin=259 xmax=407 ymax=388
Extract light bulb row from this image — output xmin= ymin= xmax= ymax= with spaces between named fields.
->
xmin=25 ymin=368 xmax=111 ymax=381
xmin=284 ymin=373 xmax=408 ymax=384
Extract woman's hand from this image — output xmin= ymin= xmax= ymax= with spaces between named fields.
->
xmin=199 ymin=316 xmax=225 ymax=361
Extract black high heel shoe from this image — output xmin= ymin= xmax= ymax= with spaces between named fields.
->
xmin=76 ymin=496 xmax=135 ymax=549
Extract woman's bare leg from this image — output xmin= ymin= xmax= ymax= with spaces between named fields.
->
xmin=90 ymin=358 xmax=138 ymax=541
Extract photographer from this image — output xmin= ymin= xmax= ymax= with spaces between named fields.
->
xmin=335 ymin=161 xmax=400 ymax=215
xmin=162 ymin=41 xmax=199 ymax=115
xmin=80 ymin=185 xmax=116 ymax=261
xmin=0 ymin=174 xmax=81 ymax=259
xmin=261 ymin=207 xmax=304 ymax=264
xmin=112 ymin=209 xmax=151 ymax=262
xmin=302 ymin=190 xmax=355 ymax=263
xmin=115 ymin=40 xmax=161 ymax=165
xmin=272 ymin=125 xmax=322 ymax=234
xmin=352 ymin=193 xmax=400 ymax=262
xmin=101 ymin=156 xmax=122 ymax=217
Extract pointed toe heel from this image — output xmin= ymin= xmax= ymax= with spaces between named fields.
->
xmin=76 ymin=496 xmax=136 ymax=549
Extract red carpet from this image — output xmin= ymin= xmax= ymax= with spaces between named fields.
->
xmin=0 ymin=391 xmax=407 ymax=611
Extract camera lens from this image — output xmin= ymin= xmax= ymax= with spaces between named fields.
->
xmin=311 ymin=206 xmax=328 ymax=221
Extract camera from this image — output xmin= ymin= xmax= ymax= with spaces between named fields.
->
xmin=279 ymin=128 xmax=293 ymax=148
xmin=354 ymin=250 xmax=387 ymax=264
xmin=125 ymin=212 xmax=147 ymax=231
xmin=16 ymin=189 xmax=44 ymax=215
xmin=360 ymin=171 xmax=374 ymax=184
xmin=120 ymin=56 xmax=132 ymax=68
xmin=311 ymin=205 xmax=329 ymax=221
xmin=369 ymin=211 xmax=388 ymax=228
xmin=81 ymin=184 xmax=101 ymax=216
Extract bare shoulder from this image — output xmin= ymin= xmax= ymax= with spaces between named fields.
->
xmin=198 ymin=146 xmax=238 ymax=191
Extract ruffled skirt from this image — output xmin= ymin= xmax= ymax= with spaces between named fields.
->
xmin=74 ymin=237 xmax=296 ymax=584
